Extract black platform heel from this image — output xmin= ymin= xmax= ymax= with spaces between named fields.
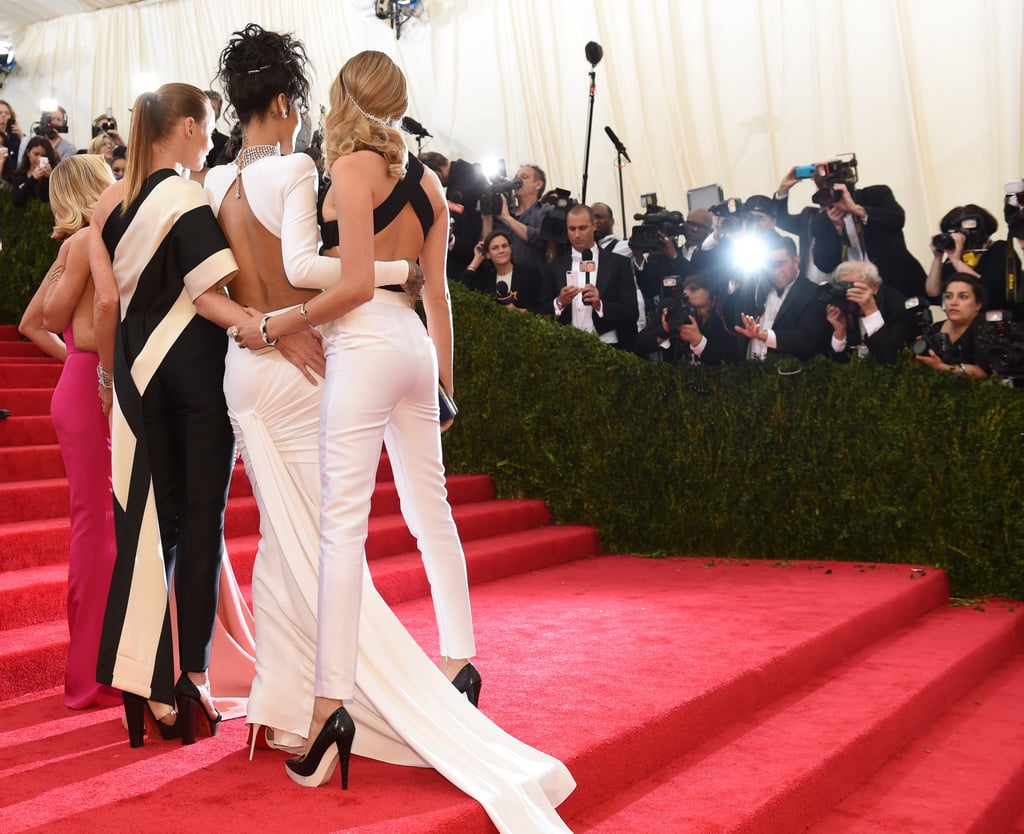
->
xmin=451 ymin=662 xmax=482 ymax=707
xmin=285 ymin=707 xmax=356 ymax=789
xmin=174 ymin=675 xmax=222 ymax=746
xmin=122 ymin=691 xmax=179 ymax=747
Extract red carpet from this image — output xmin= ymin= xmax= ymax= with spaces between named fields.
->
xmin=2 ymin=323 xmax=1024 ymax=833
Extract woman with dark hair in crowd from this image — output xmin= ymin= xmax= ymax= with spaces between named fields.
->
xmin=12 ymin=136 xmax=58 ymax=206
xmin=914 ymin=275 xmax=990 ymax=378
xmin=635 ymin=271 xmax=743 ymax=364
xmin=459 ymin=228 xmax=543 ymax=310
xmin=90 ymin=83 xmax=242 ymax=747
xmin=925 ymin=204 xmax=1021 ymax=313
xmin=237 ymin=47 xmax=574 ymax=831
xmin=18 ymin=156 xmax=122 ymax=709
xmin=203 ymin=23 xmax=412 ymax=757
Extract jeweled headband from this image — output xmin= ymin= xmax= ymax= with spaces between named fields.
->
xmin=340 ymin=70 xmax=396 ymax=128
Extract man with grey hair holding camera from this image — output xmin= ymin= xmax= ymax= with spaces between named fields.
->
xmin=825 ymin=260 xmax=916 ymax=363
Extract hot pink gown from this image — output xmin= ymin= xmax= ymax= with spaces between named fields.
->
xmin=50 ymin=328 xmax=120 ymax=709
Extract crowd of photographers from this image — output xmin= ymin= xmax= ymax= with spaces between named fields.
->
xmin=423 ymin=150 xmax=1024 ymax=383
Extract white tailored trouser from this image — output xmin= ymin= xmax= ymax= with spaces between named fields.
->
xmin=315 ymin=290 xmax=476 ymax=700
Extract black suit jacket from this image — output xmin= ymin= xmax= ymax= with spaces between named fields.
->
xmin=830 ymin=283 xmax=915 ymax=364
xmin=733 ymin=276 xmax=831 ymax=360
xmin=541 ymin=248 xmax=638 ymax=349
xmin=456 ymin=261 xmax=543 ymax=310
xmin=810 ymin=184 xmax=927 ymax=298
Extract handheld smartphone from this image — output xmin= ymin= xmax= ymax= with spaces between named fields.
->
xmin=39 ymin=156 xmax=50 ymax=170
xmin=794 ymin=164 xmax=816 ymax=180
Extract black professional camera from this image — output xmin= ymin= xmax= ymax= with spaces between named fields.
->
xmin=984 ymin=310 xmax=1024 ymax=377
xmin=35 ymin=111 xmax=68 ymax=141
xmin=539 ymin=188 xmax=577 ymax=244
xmin=629 ymin=194 xmax=685 ymax=252
xmin=658 ymin=276 xmax=699 ymax=333
xmin=1004 ymin=179 xmax=1024 ymax=239
xmin=478 ymin=174 xmax=522 ymax=216
xmin=92 ymin=119 xmax=117 ymax=138
xmin=817 ymin=280 xmax=859 ymax=315
xmin=905 ymin=296 xmax=950 ymax=360
xmin=810 ymin=154 xmax=858 ymax=207
xmin=931 ymin=232 xmax=956 ymax=251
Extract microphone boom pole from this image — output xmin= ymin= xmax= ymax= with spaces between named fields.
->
xmin=580 ymin=41 xmax=603 ymax=205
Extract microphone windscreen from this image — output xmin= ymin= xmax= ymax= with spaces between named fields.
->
xmin=585 ymin=41 xmax=603 ymax=65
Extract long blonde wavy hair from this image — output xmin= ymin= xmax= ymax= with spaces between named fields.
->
xmin=49 ymin=155 xmax=115 ymax=239
xmin=323 ymin=51 xmax=408 ymax=178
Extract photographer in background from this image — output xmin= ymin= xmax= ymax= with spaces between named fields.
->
xmin=634 ymin=271 xmax=742 ymax=365
xmin=91 ymin=111 xmax=126 ymax=149
xmin=824 ymin=260 xmax=915 ymax=364
xmin=628 ymin=197 xmax=692 ymax=312
xmin=203 ymin=91 xmax=229 ymax=168
xmin=484 ymin=163 xmax=552 ymax=275
xmin=1 ymin=99 xmax=25 ymax=184
xmin=17 ymin=106 xmax=76 ymax=165
xmin=914 ymin=276 xmax=990 ymax=378
xmin=419 ymin=150 xmax=488 ymax=278
xmin=11 ymin=136 xmax=58 ymax=207
xmin=459 ymin=229 xmax=542 ymax=311
xmin=924 ymin=204 xmax=1020 ymax=314
xmin=732 ymin=230 xmax=831 ymax=361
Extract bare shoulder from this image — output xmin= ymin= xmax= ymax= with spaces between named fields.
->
xmin=332 ymin=150 xmax=387 ymax=181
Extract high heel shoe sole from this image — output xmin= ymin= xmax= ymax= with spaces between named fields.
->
xmin=285 ymin=744 xmax=342 ymax=788
xmin=284 ymin=707 xmax=355 ymax=790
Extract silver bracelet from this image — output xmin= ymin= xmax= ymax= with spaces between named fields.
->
xmin=299 ymin=302 xmax=314 ymax=328
xmin=96 ymin=363 xmax=114 ymax=390
xmin=259 ymin=313 xmax=279 ymax=347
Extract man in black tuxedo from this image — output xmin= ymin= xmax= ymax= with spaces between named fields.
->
xmin=540 ymin=204 xmax=638 ymax=349
xmin=824 ymin=260 xmax=916 ymax=364
xmin=733 ymin=231 xmax=831 ymax=361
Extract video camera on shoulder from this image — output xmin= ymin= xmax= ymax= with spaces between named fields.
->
xmin=539 ymin=188 xmax=577 ymax=244
xmin=476 ymin=159 xmax=522 ymax=216
xmin=905 ymin=296 xmax=951 ymax=361
xmin=809 ymin=154 xmax=858 ymax=207
xmin=629 ymin=192 xmax=685 ymax=253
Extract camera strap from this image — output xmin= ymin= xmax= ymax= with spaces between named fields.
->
xmin=1007 ymin=238 xmax=1021 ymax=305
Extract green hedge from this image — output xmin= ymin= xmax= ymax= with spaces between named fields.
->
xmin=3 ymin=194 xmax=1020 ymax=599
xmin=0 ymin=189 xmax=61 ymax=324
xmin=444 ymin=282 xmax=1024 ymax=600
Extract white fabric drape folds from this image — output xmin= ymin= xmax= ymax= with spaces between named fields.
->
xmin=4 ymin=0 xmax=1023 ymax=265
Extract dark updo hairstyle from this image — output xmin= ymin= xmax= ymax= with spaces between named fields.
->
xmin=216 ymin=23 xmax=311 ymax=127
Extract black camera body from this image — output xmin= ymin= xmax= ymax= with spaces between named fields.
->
xmin=659 ymin=276 xmax=698 ymax=333
xmin=478 ymin=175 xmax=522 ymax=216
xmin=92 ymin=119 xmax=117 ymax=138
xmin=932 ymin=233 xmax=956 ymax=251
xmin=628 ymin=204 xmax=685 ymax=253
xmin=539 ymin=188 xmax=577 ymax=244
xmin=35 ymin=111 xmax=68 ymax=141
xmin=905 ymin=296 xmax=950 ymax=360
xmin=985 ymin=310 xmax=1024 ymax=376
xmin=811 ymin=155 xmax=858 ymax=207
xmin=817 ymin=280 xmax=859 ymax=315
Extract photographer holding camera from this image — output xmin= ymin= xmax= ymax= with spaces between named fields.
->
xmin=482 ymin=163 xmax=552 ymax=275
xmin=924 ymin=204 xmax=1020 ymax=314
xmin=11 ymin=136 xmax=58 ymax=207
xmin=1 ymin=99 xmax=25 ymax=185
xmin=824 ymin=260 xmax=915 ymax=364
xmin=16 ymin=106 xmax=76 ymax=166
xmin=634 ymin=272 xmax=742 ymax=364
xmin=419 ymin=151 xmax=489 ymax=278
xmin=914 ymin=276 xmax=990 ymax=378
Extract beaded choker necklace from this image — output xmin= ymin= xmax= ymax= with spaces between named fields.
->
xmin=233 ymin=144 xmax=280 ymax=198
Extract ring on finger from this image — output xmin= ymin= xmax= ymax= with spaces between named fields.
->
xmin=227 ymin=325 xmax=239 ymax=339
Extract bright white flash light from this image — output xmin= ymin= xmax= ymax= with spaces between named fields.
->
xmin=732 ymin=234 xmax=768 ymax=274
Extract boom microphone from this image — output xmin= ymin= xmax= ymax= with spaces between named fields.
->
xmin=401 ymin=116 xmax=431 ymax=138
xmin=604 ymin=126 xmax=630 ymax=163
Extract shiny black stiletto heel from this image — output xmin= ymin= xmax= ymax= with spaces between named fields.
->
xmin=122 ymin=691 xmax=179 ymax=747
xmin=451 ymin=662 xmax=482 ymax=707
xmin=174 ymin=675 xmax=222 ymax=746
xmin=285 ymin=707 xmax=356 ymax=789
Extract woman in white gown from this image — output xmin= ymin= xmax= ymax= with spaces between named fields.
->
xmin=218 ymin=27 xmax=575 ymax=832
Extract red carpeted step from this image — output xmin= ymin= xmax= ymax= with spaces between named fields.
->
xmin=0 ymin=564 xmax=68 ymax=629
xmin=0 ymin=518 xmax=70 ymax=570
xmin=0 ymin=342 xmax=56 ymax=358
xmin=1 ymin=387 xmax=54 ymax=416
xmin=0 ymin=478 xmax=69 ymax=522
xmin=373 ymin=525 xmax=600 ymax=606
xmin=0 ymin=415 xmax=58 ymax=445
xmin=570 ymin=602 xmax=1024 ymax=834
xmin=0 ymin=444 xmax=65 ymax=481
xmin=806 ymin=648 xmax=1024 ymax=834
xmin=0 ymin=363 xmax=63 ymax=388
xmin=0 ymin=619 xmax=68 ymax=701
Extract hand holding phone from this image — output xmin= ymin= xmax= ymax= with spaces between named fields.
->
xmin=794 ymin=164 xmax=816 ymax=180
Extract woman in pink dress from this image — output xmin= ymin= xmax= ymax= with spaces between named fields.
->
xmin=38 ymin=155 xmax=121 ymax=708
